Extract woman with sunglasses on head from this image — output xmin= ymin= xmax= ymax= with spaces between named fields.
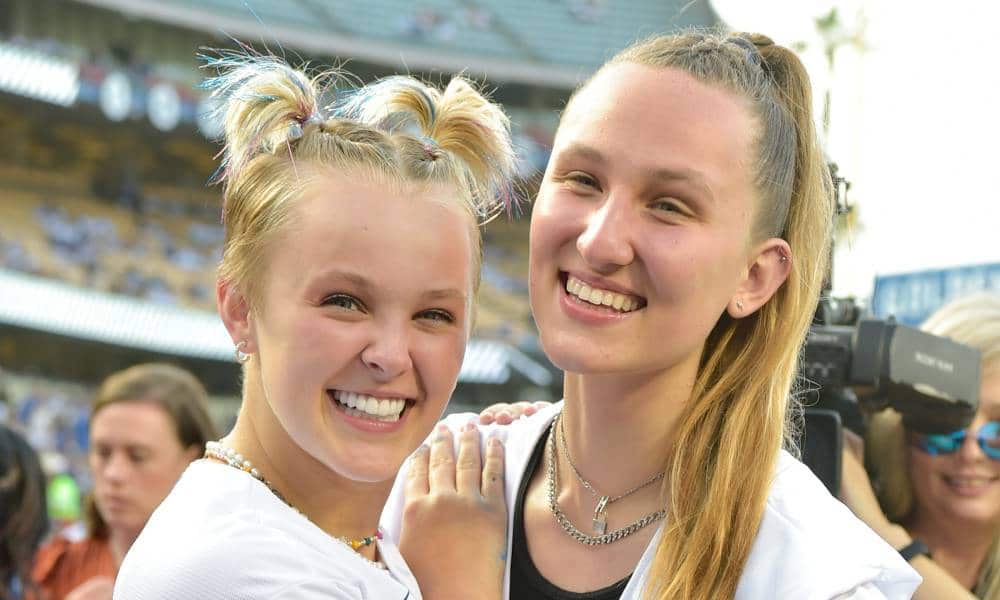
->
xmin=384 ymin=31 xmax=920 ymax=599
xmin=841 ymin=292 xmax=1000 ymax=599
xmin=113 ymin=54 xmax=515 ymax=599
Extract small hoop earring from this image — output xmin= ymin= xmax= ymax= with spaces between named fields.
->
xmin=235 ymin=340 xmax=251 ymax=364
xmin=735 ymin=299 xmax=745 ymax=312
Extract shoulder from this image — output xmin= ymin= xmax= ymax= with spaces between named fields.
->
xmin=32 ymin=535 xmax=113 ymax=593
xmin=115 ymin=461 xmax=377 ymax=600
xmin=735 ymin=451 xmax=921 ymax=600
xmin=380 ymin=402 xmax=561 ymax=540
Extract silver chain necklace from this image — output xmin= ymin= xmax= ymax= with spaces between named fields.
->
xmin=547 ymin=415 xmax=666 ymax=545
xmin=557 ymin=413 xmax=664 ymax=534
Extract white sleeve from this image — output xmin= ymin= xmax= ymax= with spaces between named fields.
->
xmin=830 ymin=582 xmax=894 ymax=600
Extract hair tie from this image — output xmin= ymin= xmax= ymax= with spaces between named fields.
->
xmin=420 ymin=135 xmax=440 ymax=160
xmin=288 ymin=111 xmax=326 ymax=141
xmin=727 ymin=36 xmax=763 ymax=69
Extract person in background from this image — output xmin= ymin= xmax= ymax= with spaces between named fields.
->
xmin=384 ymin=30 xmax=921 ymax=599
xmin=841 ymin=292 xmax=1000 ymax=598
xmin=1 ymin=424 xmax=48 ymax=600
xmin=32 ymin=363 xmax=216 ymax=600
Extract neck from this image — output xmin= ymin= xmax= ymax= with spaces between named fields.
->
xmin=222 ymin=393 xmax=390 ymax=560
xmin=107 ymin=527 xmax=140 ymax=567
xmin=558 ymin=357 xmax=696 ymax=501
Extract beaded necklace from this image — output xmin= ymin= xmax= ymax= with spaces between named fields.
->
xmin=204 ymin=441 xmax=386 ymax=568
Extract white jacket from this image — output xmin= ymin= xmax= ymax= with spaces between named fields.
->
xmin=381 ymin=402 xmax=921 ymax=599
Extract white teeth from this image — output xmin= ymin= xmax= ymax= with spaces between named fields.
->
xmin=947 ymin=476 xmax=993 ymax=486
xmin=565 ymin=276 xmax=641 ymax=313
xmin=333 ymin=391 xmax=406 ymax=420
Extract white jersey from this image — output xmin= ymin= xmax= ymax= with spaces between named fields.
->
xmin=116 ymin=460 xmax=420 ymax=600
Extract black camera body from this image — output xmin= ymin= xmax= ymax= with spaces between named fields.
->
xmin=797 ymin=297 xmax=982 ymax=494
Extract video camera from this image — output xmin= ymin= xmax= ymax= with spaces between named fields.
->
xmin=798 ymin=296 xmax=982 ymax=495
xmin=796 ymin=165 xmax=983 ymax=494
xmin=803 ymin=297 xmax=982 ymax=434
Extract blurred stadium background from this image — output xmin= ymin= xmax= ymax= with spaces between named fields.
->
xmin=0 ymin=0 xmax=719 ymax=495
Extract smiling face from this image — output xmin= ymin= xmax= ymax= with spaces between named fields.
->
xmin=241 ymin=171 xmax=475 ymax=484
xmin=89 ymin=402 xmax=198 ymax=536
xmin=529 ymin=63 xmax=762 ymax=376
xmin=908 ymin=367 xmax=1000 ymax=529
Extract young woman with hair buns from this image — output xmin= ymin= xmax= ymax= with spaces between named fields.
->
xmin=383 ymin=31 xmax=922 ymax=599
xmin=113 ymin=56 xmax=517 ymax=599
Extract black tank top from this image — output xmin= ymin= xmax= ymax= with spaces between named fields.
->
xmin=509 ymin=429 xmax=631 ymax=600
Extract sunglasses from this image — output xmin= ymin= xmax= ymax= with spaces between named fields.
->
xmin=911 ymin=421 xmax=1000 ymax=460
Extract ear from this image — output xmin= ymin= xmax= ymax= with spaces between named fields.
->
xmin=217 ymin=278 xmax=255 ymax=354
xmin=727 ymin=238 xmax=792 ymax=319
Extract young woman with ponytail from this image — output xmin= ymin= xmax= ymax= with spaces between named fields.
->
xmin=383 ymin=31 xmax=922 ymax=598
xmin=113 ymin=55 xmax=517 ymax=599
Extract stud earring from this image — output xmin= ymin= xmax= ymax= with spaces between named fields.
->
xmin=735 ymin=299 xmax=744 ymax=312
xmin=235 ymin=340 xmax=251 ymax=364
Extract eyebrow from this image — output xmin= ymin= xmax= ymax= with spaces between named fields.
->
xmin=314 ymin=269 xmax=467 ymax=301
xmin=559 ymin=143 xmax=715 ymax=202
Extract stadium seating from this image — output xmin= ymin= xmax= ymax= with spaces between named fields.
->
xmin=0 ymin=162 xmax=535 ymax=345
xmin=154 ymin=0 xmax=716 ymax=72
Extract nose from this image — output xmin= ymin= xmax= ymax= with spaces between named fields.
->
xmin=360 ymin=322 xmax=414 ymax=382
xmin=957 ymin=426 xmax=987 ymax=462
xmin=576 ymin=193 xmax=635 ymax=273
xmin=101 ymin=451 xmax=130 ymax=485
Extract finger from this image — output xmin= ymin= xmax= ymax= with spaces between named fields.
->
xmin=428 ymin=424 xmax=457 ymax=493
xmin=481 ymin=435 xmax=505 ymax=502
xmin=479 ymin=402 xmax=508 ymax=420
xmin=495 ymin=410 xmax=513 ymax=425
xmin=455 ymin=421 xmax=483 ymax=496
xmin=405 ymin=444 xmax=430 ymax=497
xmin=479 ymin=412 xmax=495 ymax=425
xmin=510 ymin=401 xmax=533 ymax=419
xmin=532 ymin=401 xmax=551 ymax=412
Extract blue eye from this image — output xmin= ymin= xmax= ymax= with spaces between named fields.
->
xmin=418 ymin=309 xmax=455 ymax=324
xmin=650 ymin=198 xmax=690 ymax=216
xmin=323 ymin=294 xmax=363 ymax=312
xmin=562 ymin=171 xmax=600 ymax=191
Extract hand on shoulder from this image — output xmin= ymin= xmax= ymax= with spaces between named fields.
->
xmin=400 ymin=422 xmax=507 ymax=600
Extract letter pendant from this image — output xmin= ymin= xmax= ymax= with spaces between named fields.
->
xmin=593 ymin=496 xmax=610 ymax=535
